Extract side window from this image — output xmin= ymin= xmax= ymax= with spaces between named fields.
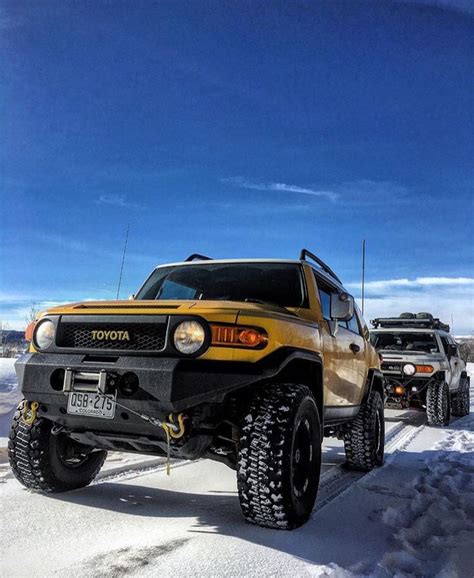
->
xmin=313 ymin=272 xmax=336 ymax=320
xmin=318 ymin=287 xmax=332 ymax=320
xmin=440 ymin=336 xmax=450 ymax=355
xmin=347 ymin=313 xmax=361 ymax=335
xmin=354 ymin=303 xmax=370 ymax=340
xmin=448 ymin=337 xmax=460 ymax=357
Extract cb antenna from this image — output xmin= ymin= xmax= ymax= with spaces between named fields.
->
xmin=361 ymin=239 xmax=366 ymax=315
xmin=116 ymin=223 xmax=130 ymax=300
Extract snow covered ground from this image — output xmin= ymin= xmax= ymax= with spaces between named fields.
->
xmin=0 ymin=359 xmax=472 ymax=577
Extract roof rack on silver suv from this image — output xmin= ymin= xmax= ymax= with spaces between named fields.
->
xmin=185 ymin=253 xmax=213 ymax=262
xmin=371 ymin=312 xmax=450 ymax=332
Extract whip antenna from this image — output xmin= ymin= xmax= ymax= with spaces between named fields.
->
xmin=361 ymin=239 xmax=366 ymax=315
xmin=116 ymin=223 xmax=130 ymax=300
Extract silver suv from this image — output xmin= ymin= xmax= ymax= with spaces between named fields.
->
xmin=370 ymin=313 xmax=470 ymax=426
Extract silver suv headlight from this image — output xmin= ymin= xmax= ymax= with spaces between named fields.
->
xmin=34 ymin=319 xmax=55 ymax=350
xmin=403 ymin=363 xmax=416 ymax=376
xmin=173 ymin=320 xmax=206 ymax=354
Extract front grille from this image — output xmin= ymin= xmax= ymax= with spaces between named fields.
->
xmin=381 ymin=362 xmax=402 ymax=373
xmin=57 ymin=323 xmax=167 ymax=351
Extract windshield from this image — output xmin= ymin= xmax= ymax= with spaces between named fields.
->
xmin=370 ymin=332 xmax=439 ymax=353
xmin=136 ymin=263 xmax=307 ymax=308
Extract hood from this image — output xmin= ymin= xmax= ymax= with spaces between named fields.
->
xmin=41 ymin=299 xmax=298 ymax=321
xmin=379 ymin=351 xmax=446 ymax=363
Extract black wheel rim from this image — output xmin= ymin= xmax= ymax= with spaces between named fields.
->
xmin=292 ymin=418 xmax=314 ymax=499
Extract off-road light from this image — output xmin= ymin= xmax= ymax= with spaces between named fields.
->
xmin=173 ymin=320 xmax=206 ymax=354
xmin=119 ymin=372 xmax=139 ymax=396
xmin=33 ymin=319 xmax=55 ymax=350
xmin=403 ymin=363 xmax=416 ymax=376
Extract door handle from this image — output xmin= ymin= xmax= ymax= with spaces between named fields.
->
xmin=350 ymin=343 xmax=361 ymax=353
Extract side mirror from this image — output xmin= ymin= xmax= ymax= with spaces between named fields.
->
xmin=330 ymin=292 xmax=354 ymax=321
xmin=128 ymin=294 xmax=135 ymax=301
xmin=447 ymin=344 xmax=457 ymax=357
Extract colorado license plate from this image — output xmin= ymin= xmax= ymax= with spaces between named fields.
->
xmin=67 ymin=392 xmax=116 ymax=419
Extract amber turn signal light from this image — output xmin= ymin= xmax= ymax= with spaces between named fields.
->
xmin=415 ymin=365 xmax=434 ymax=373
xmin=394 ymin=385 xmax=406 ymax=395
xmin=210 ymin=324 xmax=268 ymax=348
xmin=25 ymin=321 xmax=36 ymax=342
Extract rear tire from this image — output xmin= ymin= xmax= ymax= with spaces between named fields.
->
xmin=344 ymin=390 xmax=385 ymax=471
xmin=8 ymin=401 xmax=107 ymax=492
xmin=426 ymin=382 xmax=451 ymax=426
xmin=237 ymin=384 xmax=322 ymax=530
xmin=451 ymin=377 xmax=470 ymax=417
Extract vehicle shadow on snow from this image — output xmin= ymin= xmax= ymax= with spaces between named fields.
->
xmin=42 ymin=413 xmax=473 ymax=574
xmin=48 ymin=478 xmax=364 ymax=570
xmin=384 ymin=409 xmax=423 ymax=423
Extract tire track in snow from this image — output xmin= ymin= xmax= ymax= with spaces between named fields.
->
xmin=314 ymin=411 xmax=426 ymax=512
xmin=91 ymin=411 xmax=428 ymax=513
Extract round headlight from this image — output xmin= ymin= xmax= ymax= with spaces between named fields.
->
xmin=403 ymin=363 xmax=416 ymax=376
xmin=173 ymin=320 xmax=206 ymax=354
xmin=34 ymin=319 xmax=55 ymax=350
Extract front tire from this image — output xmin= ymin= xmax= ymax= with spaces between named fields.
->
xmin=426 ymin=381 xmax=451 ymax=426
xmin=237 ymin=384 xmax=322 ymax=530
xmin=344 ymin=390 xmax=385 ymax=471
xmin=8 ymin=401 xmax=107 ymax=492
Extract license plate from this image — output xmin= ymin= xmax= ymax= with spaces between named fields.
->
xmin=67 ymin=391 xmax=116 ymax=419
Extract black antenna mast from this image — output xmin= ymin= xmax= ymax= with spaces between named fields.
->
xmin=361 ymin=239 xmax=366 ymax=315
xmin=116 ymin=223 xmax=130 ymax=300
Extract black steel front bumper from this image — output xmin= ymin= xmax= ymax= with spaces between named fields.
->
xmin=382 ymin=373 xmax=438 ymax=406
xmin=15 ymin=349 xmax=314 ymax=435
xmin=16 ymin=352 xmax=273 ymax=409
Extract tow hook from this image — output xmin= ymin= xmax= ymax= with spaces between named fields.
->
xmin=22 ymin=401 xmax=39 ymax=425
xmin=160 ymin=413 xmax=188 ymax=475
xmin=165 ymin=413 xmax=187 ymax=439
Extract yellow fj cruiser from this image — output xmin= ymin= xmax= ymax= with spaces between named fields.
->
xmin=10 ymin=250 xmax=384 ymax=529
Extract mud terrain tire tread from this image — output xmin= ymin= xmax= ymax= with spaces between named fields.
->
xmin=451 ymin=378 xmax=470 ymax=417
xmin=8 ymin=401 xmax=107 ymax=492
xmin=426 ymin=381 xmax=451 ymax=426
xmin=343 ymin=390 xmax=385 ymax=471
xmin=237 ymin=384 xmax=321 ymax=530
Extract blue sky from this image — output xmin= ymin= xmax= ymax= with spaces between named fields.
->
xmin=1 ymin=1 xmax=473 ymax=333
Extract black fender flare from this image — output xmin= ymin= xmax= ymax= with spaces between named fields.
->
xmin=362 ymin=368 xmax=385 ymax=404
xmin=258 ymin=347 xmax=325 ymax=428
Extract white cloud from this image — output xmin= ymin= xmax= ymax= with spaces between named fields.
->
xmin=31 ymin=232 xmax=154 ymax=264
xmin=222 ymin=177 xmax=338 ymax=202
xmin=346 ymin=276 xmax=474 ymax=336
xmin=416 ymin=277 xmax=474 ymax=286
xmin=347 ymin=277 xmax=474 ymax=293
xmin=96 ymin=194 xmax=142 ymax=209
xmin=362 ymin=295 xmax=474 ymax=337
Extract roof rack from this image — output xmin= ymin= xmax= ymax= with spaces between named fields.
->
xmin=371 ymin=314 xmax=450 ymax=332
xmin=185 ymin=253 xmax=213 ymax=262
xmin=299 ymin=248 xmax=342 ymax=284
